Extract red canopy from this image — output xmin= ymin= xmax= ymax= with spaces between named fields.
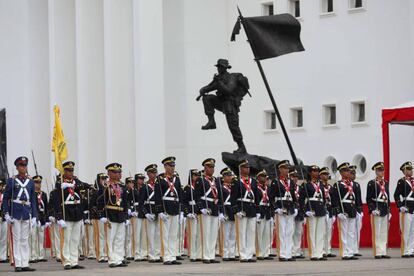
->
xmin=382 ymin=101 xmax=414 ymax=181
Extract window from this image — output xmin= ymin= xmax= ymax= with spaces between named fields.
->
xmin=351 ymin=101 xmax=366 ymax=123
xmin=264 ymin=110 xmax=277 ymax=130
xmin=323 ymin=104 xmax=336 ymax=126
xmin=353 ymin=154 xmax=367 ymax=175
xmin=262 ymin=2 xmax=274 ymax=16
xmin=325 ymin=156 xmax=338 ymax=175
xmin=291 ymin=107 xmax=303 ymax=128
xmin=321 ymin=0 xmax=334 ymax=13
xmin=289 ymin=0 xmax=301 ymax=18
xmin=349 ymin=0 xmax=363 ymax=9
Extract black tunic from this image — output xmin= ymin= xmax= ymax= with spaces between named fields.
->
xmin=154 ymin=173 xmax=182 ymax=216
xmin=268 ymin=178 xmax=297 ymax=215
xmin=394 ymin=177 xmax=414 ymax=214
xmin=194 ymin=176 xmax=222 ymax=217
xmin=366 ymin=179 xmax=390 ymax=216
xmin=256 ymin=183 xmax=272 ymax=220
xmin=300 ymin=181 xmax=326 ymax=217
xmin=330 ymin=180 xmax=357 ymax=218
xmin=230 ymin=177 xmax=259 ymax=218
xmin=97 ymin=182 xmax=128 ymax=223
xmin=183 ymin=183 xmax=199 ymax=216
xmin=54 ymin=178 xmax=87 ymax=222
xmin=36 ymin=191 xmax=49 ymax=225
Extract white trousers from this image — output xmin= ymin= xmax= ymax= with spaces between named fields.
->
xmin=177 ymin=217 xmax=186 ymax=256
xmin=29 ymin=225 xmax=45 ymax=260
xmin=12 ymin=219 xmax=30 ymax=267
xmin=0 ymin=221 xmax=8 ymax=261
xmin=323 ymin=216 xmax=334 ymax=255
xmin=223 ymin=220 xmax=236 ymax=259
xmin=187 ymin=217 xmax=201 ymax=260
xmin=84 ymin=223 xmax=95 ymax=258
xmin=276 ymin=214 xmax=294 ymax=259
xmin=78 ymin=223 xmax=84 ymax=256
xmin=52 ymin=222 xmax=61 ymax=259
xmin=372 ymin=215 xmax=388 ymax=256
xmin=354 ymin=215 xmax=362 ymax=254
xmin=61 ymin=221 xmax=82 ymax=266
xmin=160 ymin=215 xmax=178 ymax=262
xmin=200 ymin=214 xmax=218 ymax=260
xmin=292 ymin=220 xmax=304 ymax=257
xmin=256 ymin=219 xmax=272 ymax=258
xmin=338 ymin=217 xmax=356 ymax=257
xmin=236 ymin=216 xmax=256 ymax=260
xmin=108 ymin=221 xmax=125 ymax=265
xmin=125 ymin=222 xmax=132 ymax=258
xmin=147 ymin=219 xmax=161 ymax=260
xmin=129 ymin=218 xmax=147 ymax=260
xmin=307 ymin=216 xmax=326 ymax=258
xmin=400 ymin=213 xmax=414 ymax=255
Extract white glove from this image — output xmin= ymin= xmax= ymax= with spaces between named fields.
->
xmin=293 ymin=208 xmax=298 ymax=217
xmin=159 ymin=213 xmax=169 ymax=221
xmin=270 ymin=217 xmax=274 ymax=225
xmin=305 ymin=211 xmax=314 ymax=218
xmin=388 ymin=213 xmax=392 ymax=221
xmin=61 ymin=183 xmax=69 ymax=189
xmin=124 ymin=220 xmax=130 ymax=226
xmin=187 ymin=213 xmax=196 ymax=220
xmin=201 ymin=209 xmax=209 ymax=215
xmin=372 ymin=210 xmax=380 ymax=216
xmin=332 ymin=216 xmax=336 ymax=224
xmin=275 ymin=208 xmax=284 ymax=215
xmin=145 ymin=213 xmax=155 ymax=221
xmin=100 ymin=217 xmax=108 ymax=224
xmin=219 ymin=213 xmax=226 ymax=222
xmin=131 ymin=211 xmax=138 ymax=217
xmin=400 ymin=206 xmax=408 ymax=213
xmin=5 ymin=214 xmax=14 ymax=224
xmin=256 ymin=213 xmax=261 ymax=221
xmin=48 ymin=216 xmax=56 ymax=223
xmin=128 ymin=209 xmax=132 ymax=216
xmin=236 ymin=212 xmax=244 ymax=218
xmin=179 ymin=212 xmax=185 ymax=224
xmin=357 ymin=212 xmax=364 ymax=219
xmin=84 ymin=219 xmax=91 ymax=224
xmin=338 ymin=213 xmax=347 ymax=221
xmin=37 ymin=221 xmax=41 ymax=227
xmin=45 ymin=222 xmax=51 ymax=228
xmin=31 ymin=218 xmax=37 ymax=228
xmin=57 ymin=219 xmax=67 ymax=229
xmin=325 ymin=214 xmax=330 ymax=222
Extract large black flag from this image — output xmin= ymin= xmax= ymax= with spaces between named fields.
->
xmin=232 ymin=13 xmax=304 ymax=60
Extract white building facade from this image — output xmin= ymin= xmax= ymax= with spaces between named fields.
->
xmin=0 ymin=0 xmax=413 ymax=197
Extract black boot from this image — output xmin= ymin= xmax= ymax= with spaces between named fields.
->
xmin=201 ymin=115 xmax=216 ymax=130
xmin=234 ymin=141 xmax=247 ymax=154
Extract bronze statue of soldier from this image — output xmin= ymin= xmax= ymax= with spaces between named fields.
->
xmin=197 ymin=59 xmax=250 ymax=154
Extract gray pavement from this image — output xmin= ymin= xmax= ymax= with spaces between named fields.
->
xmin=0 ymin=249 xmax=413 ymax=275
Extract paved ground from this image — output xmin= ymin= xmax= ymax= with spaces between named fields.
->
xmin=1 ymin=249 xmax=412 ymax=275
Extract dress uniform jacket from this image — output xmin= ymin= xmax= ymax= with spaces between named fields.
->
xmin=330 ymin=180 xmax=358 ymax=218
xmin=366 ymin=179 xmax=390 ymax=216
xmin=154 ymin=173 xmax=182 ymax=216
xmin=183 ymin=182 xmax=200 ymax=216
xmin=221 ymin=184 xmax=234 ymax=221
xmin=54 ymin=178 xmax=86 ymax=222
xmin=394 ymin=177 xmax=414 ymax=214
xmin=194 ymin=176 xmax=222 ymax=217
xmin=300 ymin=181 xmax=327 ymax=217
xmin=230 ymin=177 xmax=259 ymax=218
xmin=256 ymin=183 xmax=272 ymax=220
xmin=97 ymin=182 xmax=128 ymax=223
xmin=268 ymin=177 xmax=297 ymax=215
xmin=36 ymin=191 xmax=48 ymax=225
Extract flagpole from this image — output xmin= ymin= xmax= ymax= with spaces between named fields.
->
xmin=237 ymin=7 xmax=299 ymax=166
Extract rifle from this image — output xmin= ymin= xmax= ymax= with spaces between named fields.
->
xmin=31 ymin=150 xmax=38 ymax=176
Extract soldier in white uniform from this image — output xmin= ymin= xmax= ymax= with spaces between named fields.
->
xmin=290 ymin=168 xmax=305 ymax=259
xmin=319 ymin=167 xmax=336 ymax=258
xmin=2 ymin=156 xmax=38 ymax=272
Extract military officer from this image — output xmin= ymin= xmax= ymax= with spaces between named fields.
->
xmin=319 ymin=167 xmax=336 ymax=258
xmin=394 ymin=161 xmax=414 ymax=258
xmin=183 ymin=169 xmax=202 ymax=262
xmin=93 ymin=173 xmax=109 ymax=263
xmin=54 ymin=161 xmax=87 ymax=269
xmin=290 ymin=168 xmax=305 ymax=259
xmin=255 ymin=170 xmax=273 ymax=260
xmin=141 ymin=164 xmax=161 ymax=263
xmin=230 ymin=159 xmax=258 ymax=262
xmin=367 ymin=162 xmax=391 ymax=259
xmin=349 ymin=165 xmax=363 ymax=257
xmin=269 ymin=160 xmax=297 ymax=262
xmin=220 ymin=168 xmax=236 ymax=261
xmin=195 ymin=158 xmax=222 ymax=264
xmin=29 ymin=175 xmax=48 ymax=263
xmin=98 ymin=163 xmax=129 ymax=268
xmin=2 ymin=156 xmax=38 ymax=272
xmin=330 ymin=162 xmax=359 ymax=260
xmin=125 ymin=177 xmax=137 ymax=261
xmin=155 ymin=157 xmax=183 ymax=265
xmin=300 ymin=165 xmax=327 ymax=261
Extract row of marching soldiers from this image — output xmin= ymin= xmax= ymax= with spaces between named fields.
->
xmin=1 ymin=156 xmax=414 ymax=272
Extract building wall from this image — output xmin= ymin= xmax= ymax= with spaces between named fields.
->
xmin=0 ymin=0 xmax=413 ymax=197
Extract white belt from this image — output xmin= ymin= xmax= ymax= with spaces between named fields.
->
xmin=341 ymin=199 xmax=355 ymax=204
xmin=83 ymin=210 xmax=89 ymax=214
xmin=309 ymin=198 xmax=323 ymax=202
xmin=373 ymin=198 xmax=388 ymax=203
xmin=274 ymin=197 xmax=293 ymax=201
xmin=259 ymin=202 xmax=270 ymax=206
xmin=224 ymin=202 xmax=231 ymax=206
xmin=133 ymin=202 xmax=139 ymax=206
xmin=189 ymin=200 xmax=196 ymax=206
xmin=238 ymin=198 xmax=254 ymax=203
xmin=13 ymin=199 xmax=30 ymax=206
xmin=201 ymin=196 xmax=218 ymax=203
xmin=404 ymin=197 xmax=414 ymax=202
xmin=65 ymin=201 xmax=81 ymax=205
xmin=163 ymin=196 xmax=179 ymax=202
xmin=145 ymin=201 xmax=155 ymax=204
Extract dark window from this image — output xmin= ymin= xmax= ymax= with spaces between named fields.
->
xmin=268 ymin=4 xmax=274 ymax=15
xmin=296 ymin=109 xmax=303 ymax=127
xmin=330 ymin=158 xmax=338 ymax=174
xmin=294 ymin=1 xmax=300 ymax=17
xmin=327 ymin=0 xmax=333 ymax=12
xmin=358 ymin=103 xmax=365 ymax=122
xmin=270 ymin=112 xmax=277 ymax=129
xmin=329 ymin=106 xmax=336 ymax=124
xmin=355 ymin=0 xmax=363 ymax=8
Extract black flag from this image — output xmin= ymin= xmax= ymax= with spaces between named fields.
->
xmin=232 ymin=13 xmax=304 ymax=60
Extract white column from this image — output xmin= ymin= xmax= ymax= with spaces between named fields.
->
xmin=75 ymin=0 xmax=106 ymax=181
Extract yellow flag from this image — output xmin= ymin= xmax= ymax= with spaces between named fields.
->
xmin=52 ymin=105 xmax=68 ymax=174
